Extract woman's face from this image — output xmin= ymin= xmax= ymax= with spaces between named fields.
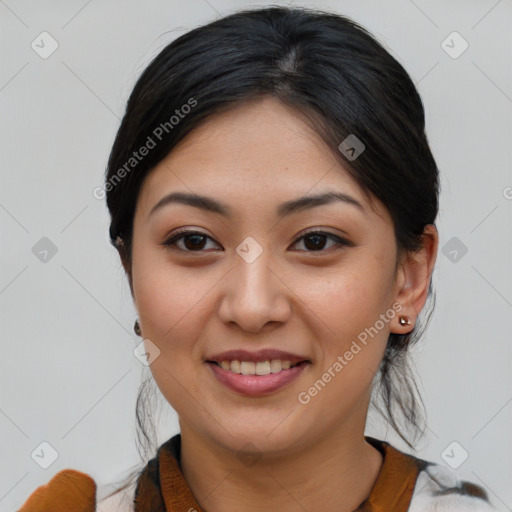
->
xmin=130 ymin=96 xmax=415 ymax=456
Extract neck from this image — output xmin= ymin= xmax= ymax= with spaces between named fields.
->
xmin=179 ymin=415 xmax=383 ymax=512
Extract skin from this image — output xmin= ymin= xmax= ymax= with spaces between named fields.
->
xmin=123 ymin=96 xmax=438 ymax=511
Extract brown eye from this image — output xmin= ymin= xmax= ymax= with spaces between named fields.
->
xmin=302 ymin=233 xmax=330 ymax=251
xmin=162 ymin=230 xmax=220 ymax=252
xmin=181 ymin=233 xmax=208 ymax=250
xmin=291 ymin=230 xmax=353 ymax=252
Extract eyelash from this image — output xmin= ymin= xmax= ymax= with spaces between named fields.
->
xmin=161 ymin=229 xmax=353 ymax=254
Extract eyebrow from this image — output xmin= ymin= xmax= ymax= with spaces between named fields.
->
xmin=148 ymin=190 xmax=365 ymax=219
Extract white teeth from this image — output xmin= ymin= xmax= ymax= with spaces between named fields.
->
xmin=270 ymin=360 xmax=282 ymax=373
xmin=240 ymin=361 xmax=255 ymax=375
xmin=256 ymin=361 xmax=270 ymax=375
xmin=218 ymin=359 xmax=295 ymax=375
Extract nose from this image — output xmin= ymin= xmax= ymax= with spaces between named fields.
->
xmin=218 ymin=246 xmax=291 ymax=333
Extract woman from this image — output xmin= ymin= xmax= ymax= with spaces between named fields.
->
xmin=19 ymin=6 xmax=497 ymax=511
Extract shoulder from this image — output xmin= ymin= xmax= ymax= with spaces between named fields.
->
xmin=95 ymin=482 xmax=137 ymax=512
xmin=408 ymin=462 xmax=497 ymax=511
xmin=18 ymin=469 xmax=96 ymax=512
xmin=18 ymin=467 xmax=137 ymax=512
xmin=374 ymin=438 xmax=498 ymax=511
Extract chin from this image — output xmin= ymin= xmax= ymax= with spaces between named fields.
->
xmin=206 ymin=420 xmax=305 ymax=458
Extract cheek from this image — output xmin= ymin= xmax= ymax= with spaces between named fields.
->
xmin=132 ymin=257 xmax=211 ymax=411
xmin=131 ymin=248 xmax=222 ymax=358
xmin=299 ymin=275 xmax=391 ymax=410
xmin=136 ymin=273 xmax=208 ymax=343
xmin=297 ymin=265 xmax=390 ymax=338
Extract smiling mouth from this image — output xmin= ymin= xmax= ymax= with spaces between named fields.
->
xmin=206 ymin=359 xmax=309 ymax=376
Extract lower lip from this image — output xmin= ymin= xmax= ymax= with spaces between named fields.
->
xmin=207 ymin=361 xmax=309 ymax=396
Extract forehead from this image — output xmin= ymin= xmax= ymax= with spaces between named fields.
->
xmin=136 ymin=96 xmax=384 ymax=221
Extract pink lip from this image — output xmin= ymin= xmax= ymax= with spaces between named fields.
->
xmin=207 ymin=361 xmax=310 ymax=396
xmin=205 ymin=349 xmax=311 ymax=365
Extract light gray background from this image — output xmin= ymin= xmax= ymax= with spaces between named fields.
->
xmin=1 ymin=0 xmax=511 ymax=510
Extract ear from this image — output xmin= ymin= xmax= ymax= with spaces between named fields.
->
xmin=391 ymin=224 xmax=438 ymax=334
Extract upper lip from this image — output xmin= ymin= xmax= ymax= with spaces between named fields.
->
xmin=206 ymin=349 xmax=311 ymax=365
